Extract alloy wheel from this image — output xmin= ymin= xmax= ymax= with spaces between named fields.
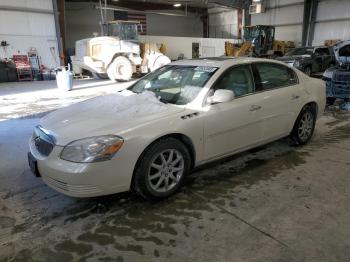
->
xmin=148 ymin=149 xmax=184 ymax=193
xmin=298 ymin=111 xmax=314 ymax=141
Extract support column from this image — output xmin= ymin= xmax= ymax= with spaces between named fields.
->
xmin=302 ymin=0 xmax=311 ymax=46
xmin=52 ymin=0 xmax=64 ymax=66
xmin=302 ymin=0 xmax=319 ymax=46
xmin=307 ymin=0 xmax=318 ymax=46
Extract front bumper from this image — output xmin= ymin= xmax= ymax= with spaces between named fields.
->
xmin=28 ymin=137 xmax=136 ymax=197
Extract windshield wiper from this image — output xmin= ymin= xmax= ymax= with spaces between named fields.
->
xmin=158 ymin=97 xmax=169 ymax=104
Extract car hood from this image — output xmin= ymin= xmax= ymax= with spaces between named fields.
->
xmin=40 ymin=90 xmax=185 ymax=145
xmin=333 ymin=40 xmax=350 ymax=64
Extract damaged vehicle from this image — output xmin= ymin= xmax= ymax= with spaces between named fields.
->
xmin=277 ymin=46 xmax=335 ymax=76
xmin=28 ymin=58 xmax=325 ymax=200
xmin=323 ymin=40 xmax=350 ymax=105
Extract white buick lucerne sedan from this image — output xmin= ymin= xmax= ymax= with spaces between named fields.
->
xmin=28 ymin=57 xmax=326 ymax=199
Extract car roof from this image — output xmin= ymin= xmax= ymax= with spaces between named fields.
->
xmin=170 ymin=57 xmax=285 ymax=68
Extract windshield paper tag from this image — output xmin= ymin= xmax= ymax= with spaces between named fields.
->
xmin=194 ymin=66 xmax=217 ymax=72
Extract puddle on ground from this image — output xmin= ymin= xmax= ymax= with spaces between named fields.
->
xmin=0 ymin=216 xmax=15 ymax=229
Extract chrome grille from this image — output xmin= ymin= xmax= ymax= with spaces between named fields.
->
xmin=332 ymin=71 xmax=350 ymax=82
xmin=33 ymin=126 xmax=55 ymax=157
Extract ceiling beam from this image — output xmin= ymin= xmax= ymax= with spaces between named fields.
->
xmin=66 ymin=0 xmax=207 ymax=13
xmin=209 ymin=0 xmax=252 ymax=9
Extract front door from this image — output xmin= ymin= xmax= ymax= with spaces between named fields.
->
xmin=203 ymin=64 xmax=263 ymax=160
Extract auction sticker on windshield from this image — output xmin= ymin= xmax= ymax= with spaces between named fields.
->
xmin=194 ymin=66 xmax=217 ymax=72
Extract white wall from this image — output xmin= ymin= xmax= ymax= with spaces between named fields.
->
xmin=208 ymin=7 xmax=239 ymax=38
xmin=251 ymin=0 xmax=303 ymax=45
xmin=313 ymin=0 xmax=350 ymax=45
xmin=0 ymin=0 xmax=59 ymax=68
xmin=140 ymin=35 xmax=240 ymax=60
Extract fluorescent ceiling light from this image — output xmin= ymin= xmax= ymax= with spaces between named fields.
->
xmin=173 ymin=3 xmax=182 ymax=7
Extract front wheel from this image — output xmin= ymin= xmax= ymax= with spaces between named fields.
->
xmin=133 ymin=138 xmax=191 ymax=200
xmin=290 ymin=105 xmax=316 ymax=145
xmin=150 ymin=55 xmax=171 ymax=72
xmin=107 ymin=56 xmax=133 ymax=81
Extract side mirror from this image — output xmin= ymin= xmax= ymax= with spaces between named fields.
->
xmin=208 ymin=89 xmax=235 ymax=104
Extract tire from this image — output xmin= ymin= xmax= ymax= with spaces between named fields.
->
xmin=150 ymin=55 xmax=171 ymax=72
xmin=304 ymin=66 xmax=312 ymax=76
xmin=290 ymin=105 xmax=316 ymax=145
xmin=107 ymin=56 xmax=133 ymax=82
xmin=133 ymin=138 xmax=191 ymax=200
xmin=326 ymin=97 xmax=336 ymax=105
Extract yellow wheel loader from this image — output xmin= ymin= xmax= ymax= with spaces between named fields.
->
xmin=225 ymin=25 xmax=295 ymax=58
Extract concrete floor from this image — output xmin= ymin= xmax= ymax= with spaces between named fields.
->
xmin=1 ymin=79 xmax=350 ymax=262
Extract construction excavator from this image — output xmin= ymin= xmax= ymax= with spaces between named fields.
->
xmin=225 ymin=25 xmax=295 ymax=58
xmin=71 ymin=20 xmax=170 ymax=81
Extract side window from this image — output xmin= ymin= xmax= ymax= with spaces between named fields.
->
xmin=213 ymin=65 xmax=254 ymax=97
xmin=315 ymin=48 xmax=329 ymax=56
xmin=255 ymin=63 xmax=298 ymax=90
xmin=321 ymin=48 xmax=330 ymax=55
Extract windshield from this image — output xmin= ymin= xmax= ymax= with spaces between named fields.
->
xmin=121 ymin=24 xmax=138 ymax=41
xmin=107 ymin=23 xmax=120 ymax=37
xmin=339 ymin=45 xmax=350 ymax=57
xmin=285 ymin=48 xmax=313 ymax=56
xmin=128 ymin=65 xmax=218 ymax=105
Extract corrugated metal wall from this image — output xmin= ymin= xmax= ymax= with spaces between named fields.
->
xmin=251 ymin=0 xmax=304 ymax=45
xmin=208 ymin=7 xmax=239 ymax=39
xmin=0 ymin=0 xmax=59 ymax=69
xmin=313 ymin=0 xmax=350 ymax=45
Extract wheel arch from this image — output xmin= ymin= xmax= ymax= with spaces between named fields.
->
xmin=305 ymin=101 xmax=318 ymax=115
xmin=130 ymin=133 xmax=196 ymax=189
xmin=291 ymin=101 xmax=318 ymax=134
xmin=106 ymin=52 xmax=136 ymax=68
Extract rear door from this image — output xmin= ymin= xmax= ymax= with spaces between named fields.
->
xmin=252 ymin=62 xmax=304 ymax=141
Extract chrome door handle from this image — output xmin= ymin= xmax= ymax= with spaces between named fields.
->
xmin=291 ymin=94 xmax=300 ymax=100
xmin=250 ymin=105 xmax=262 ymax=111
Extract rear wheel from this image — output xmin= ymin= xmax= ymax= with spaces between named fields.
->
xmin=290 ymin=105 xmax=316 ymax=145
xmin=133 ymin=138 xmax=191 ymax=200
xmin=107 ymin=56 xmax=133 ymax=81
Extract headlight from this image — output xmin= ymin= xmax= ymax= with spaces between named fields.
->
xmin=294 ymin=60 xmax=300 ymax=67
xmin=60 ymin=135 xmax=124 ymax=163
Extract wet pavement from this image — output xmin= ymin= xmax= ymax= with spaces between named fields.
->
xmin=1 ymin=80 xmax=350 ymax=261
